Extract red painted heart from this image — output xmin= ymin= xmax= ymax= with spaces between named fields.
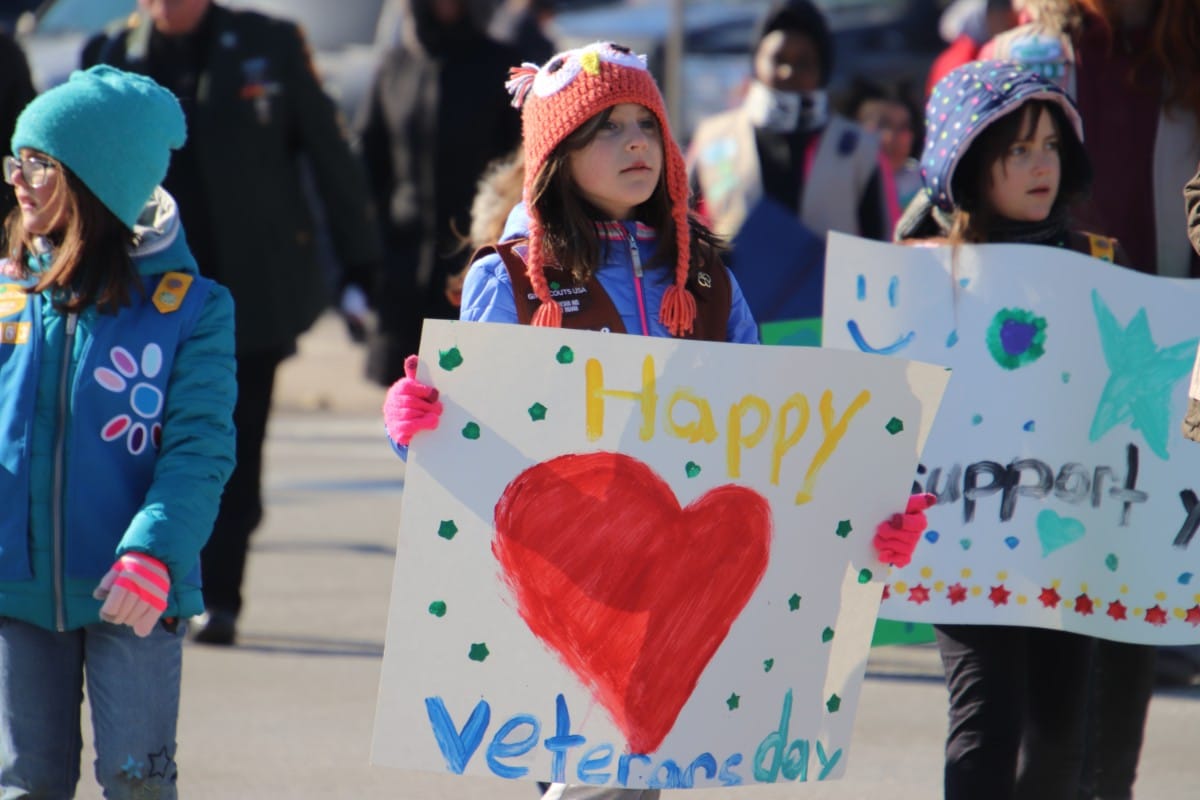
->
xmin=493 ymin=451 xmax=771 ymax=754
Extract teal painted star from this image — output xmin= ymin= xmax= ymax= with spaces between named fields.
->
xmin=1088 ymin=291 xmax=1197 ymax=459
xmin=726 ymin=692 xmax=740 ymax=710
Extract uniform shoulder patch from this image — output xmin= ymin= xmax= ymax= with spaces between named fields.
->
xmin=152 ymin=272 xmax=194 ymax=313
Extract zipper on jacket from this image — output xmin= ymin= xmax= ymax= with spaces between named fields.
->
xmin=52 ymin=312 xmax=77 ymax=632
xmin=627 ymin=231 xmax=650 ymax=335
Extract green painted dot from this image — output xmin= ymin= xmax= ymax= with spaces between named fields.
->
xmin=821 ymin=627 xmax=835 ymax=643
xmin=1061 ymin=372 xmax=1071 ymax=384
xmin=826 ymin=694 xmax=842 ymax=713
xmin=788 ymin=593 xmax=802 ymax=611
xmin=885 ymin=417 xmax=904 ymax=435
xmin=960 ymin=538 xmax=972 ymax=550
xmin=835 ymin=520 xmax=852 ymax=538
xmin=462 ymin=422 xmax=481 ymax=440
xmin=428 ymin=601 xmax=447 ymax=617
xmin=468 ymin=643 xmax=490 ymax=662
xmin=1105 ymin=553 xmax=1119 ymax=572
xmin=763 ymin=658 xmax=774 ymax=672
xmin=549 ymin=281 xmax=561 ymax=290
xmin=439 ymin=347 xmax=464 ymax=371
xmin=971 ymin=414 xmax=983 ymax=426
xmin=726 ymin=693 xmax=740 ymax=710
xmin=685 ymin=461 xmax=701 ymax=478
xmin=555 ymin=346 xmax=574 ymax=364
xmin=437 ymin=520 xmax=458 ymax=540
xmin=529 ymin=403 xmax=547 ymax=421
xmin=857 ymin=568 xmax=873 ymax=584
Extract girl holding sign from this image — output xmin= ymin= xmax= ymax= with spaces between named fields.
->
xmin=384 ymin=41 xmax=932 ymax=799
xmin=896 ymin=62 xmax=1133 ymax=800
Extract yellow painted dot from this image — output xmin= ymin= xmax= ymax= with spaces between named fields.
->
xmin=997 ymin=571 xmax=1007 ymax=581
xmin=1133 ymin=608 xmax=1144 ymax=616
xmin=1051 ymin=579 xmax=1061 ymax=589
xmin=1016 ymin=595 xmax=1027 ymax=605
xmin=1081 ymin=583 xmax=1089 ymax=593
xmin=1156 ymin=591 xmax=1167 ymax=602
xmin=894 ymin=581 xmax=908 ymax=593
xmin=921 ymin=566 xmax=933 ymax=579
xmin=1175 ymin=608 xmax=1187 ymax=619
xmin=1194 ymin=594 xmax=1200 ymax=604
xmin=1120 ymin=585 xmax=1129 ymax=594
xmin=934 ymin=581 xmax=945 ymax=592
xmin=971 ymin=586 xmax=982 ymax=597
xmin=961 ymin=568 xmax=972 ymax=579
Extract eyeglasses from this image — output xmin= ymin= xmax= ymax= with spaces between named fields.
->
xmin=2 ymin=155 xmax=56 ymax=189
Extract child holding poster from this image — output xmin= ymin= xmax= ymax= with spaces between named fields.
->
xmin=896 ymin=61 xmax=1137 ymax=800
xmin=383 ymin=42 xmax=933 ymax=799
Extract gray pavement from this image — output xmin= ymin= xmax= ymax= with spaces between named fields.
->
xmin=76 ymin=313 xmax=1200 ymax=798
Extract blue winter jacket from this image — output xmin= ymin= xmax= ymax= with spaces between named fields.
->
xmin=0 ymin=188 xmax=236 ymax=631
xmin=461 ymin=204 xmax=760 ymax=343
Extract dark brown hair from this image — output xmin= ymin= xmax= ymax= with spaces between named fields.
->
xmin=529 ymin=105 xmax=723 ymax=282
xmin=946 ymin=100 xmax=1090 ymax=243
xmin=3 ymin=157 xmax=138 ymax=314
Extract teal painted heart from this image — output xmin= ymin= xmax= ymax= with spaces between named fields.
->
xmin=1037 ymin=510 xmax=1086 ymax=556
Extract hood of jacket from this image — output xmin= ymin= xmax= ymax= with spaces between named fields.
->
xmin=921 ymin=59 xmax=1085 ymax=212
xmin=129 ymin=186 xmax=197 ymax=279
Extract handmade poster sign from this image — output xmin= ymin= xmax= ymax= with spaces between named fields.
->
xmin=823 ymin=232 xmax=1200 ymax=645
xmin=372 ymin=319 xmax=948 ymax=789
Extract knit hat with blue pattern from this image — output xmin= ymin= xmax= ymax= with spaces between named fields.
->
xmin=921 ymin=60 xmax=1084 ymax=212
xmin=12 ymin=65 xmax=186 ymax=230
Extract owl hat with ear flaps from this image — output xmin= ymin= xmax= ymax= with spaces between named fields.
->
xmin=506 ymin=41 xmax=696 ymax=336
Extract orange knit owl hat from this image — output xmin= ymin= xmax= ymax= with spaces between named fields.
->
xmin=506 ymin=41 xmax=696 ymax=335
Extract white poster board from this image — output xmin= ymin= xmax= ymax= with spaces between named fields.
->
xmin=372 ymin=319 xmax=948 ymax=788
xmin=824 ymin=232 xmax=1200 ymax=645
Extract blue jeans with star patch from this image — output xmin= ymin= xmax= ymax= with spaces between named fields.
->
xmin=0 ymin=615 xmax=185 ymax=799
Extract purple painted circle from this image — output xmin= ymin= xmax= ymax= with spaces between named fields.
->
xmin=1000 ymin=319 xmax=1037 ymax=356
xmin=129 ymin=423 xmax=146 ymax=454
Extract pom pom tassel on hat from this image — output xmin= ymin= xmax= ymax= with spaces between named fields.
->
xmin=507 ymin=42 xmax=696 ymax=336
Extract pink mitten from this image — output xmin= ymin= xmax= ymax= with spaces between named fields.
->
xmin=383 ymin=355 xmax=443 ymax=446
xmin=873 ymin=493 xmax=937 ymax=568
xmin=93 ymin=553 xmax=170 ymax=637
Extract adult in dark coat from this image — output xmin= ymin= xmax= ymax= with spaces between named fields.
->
xmin=0 ymin=32 xmax=35 ymax=220
xmin=358 ymin=0 xmax=521 ymax=385
xmin=82 ymin=0 xmax=384 ymax=645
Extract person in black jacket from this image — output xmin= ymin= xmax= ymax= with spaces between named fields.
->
xmin=0 ymin=31 xmax=35 ymax=221
xmin=357 ymin=0 xmax=521 ymax=386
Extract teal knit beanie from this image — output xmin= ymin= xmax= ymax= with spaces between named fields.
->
xmin=11 ymin=65 xmax=186 ymax=229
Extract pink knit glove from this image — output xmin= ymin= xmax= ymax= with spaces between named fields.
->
xmin=93 ymin=553 xmax=170 ymax=637
xmin=383 ymin=355 xmax=443 ymax=447
xmin=873 ymin=493 xmax=936 ymax=568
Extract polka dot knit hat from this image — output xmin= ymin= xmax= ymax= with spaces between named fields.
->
xmin=921 ymin=60 xmax=1084 ymax=212
xmin=505 ymin=41 xmax=695 ymax=335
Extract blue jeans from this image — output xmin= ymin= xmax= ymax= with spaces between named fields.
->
xmin=0 ymin=616 xmax=186 ymax=799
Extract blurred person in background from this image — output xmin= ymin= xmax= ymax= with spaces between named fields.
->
xmin=82 ymin=0 xmax=385 ymax=646
xmin=358 ymin=0 xmax=521 ymax=386
xmin=0 ymin=30 xmax=35 ymax=221
xmin=842 ymin=77 xmax=924 ymax=213
xmin=687 ymin=0 xmax=893 ymax=329
xmin=925 ymin=0 xmax=1017 ymax=97
xmin=489 ymin=0 xmax=557 ymax=65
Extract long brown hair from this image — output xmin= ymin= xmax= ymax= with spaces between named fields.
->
xmin=945 ymin=100 xmax=1090 ymax=244
xmin=3 ymin=156 xmax=139 ymax=314
xmin=528 ymin=106 xmax=723 ymax=282
xmin=1079 ymin=0 xmax=1200 ymax=126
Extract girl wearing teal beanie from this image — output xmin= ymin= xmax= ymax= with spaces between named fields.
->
xmin=0 ymin=65 xmax=236 ymax=797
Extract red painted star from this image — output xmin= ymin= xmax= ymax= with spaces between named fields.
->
xmin=882 ymin=584 xmax=891 ymax=601
xmin=946 ymin=583 xmax=968 ymax=605
xmin=1038 ymin=587 xmax=1061 ymax=608
xmin=908 ymin=584 xmax=930 ymax=605
xmin=1185 ymin=605 xmax=1200 ymax=627
xmin=988 ymin=584 xmax=1010 ymax=606
xmin=1074 ymin=594 xmax=1094 ymax=615
xmin=1106 ymin=600 xmax=1127 ymax=621
xmin=1144 ymin=605 xmax=1168 ymax=626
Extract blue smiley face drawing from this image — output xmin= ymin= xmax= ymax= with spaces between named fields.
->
xmin=846 ymin=274 xmax=917 ymax=354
